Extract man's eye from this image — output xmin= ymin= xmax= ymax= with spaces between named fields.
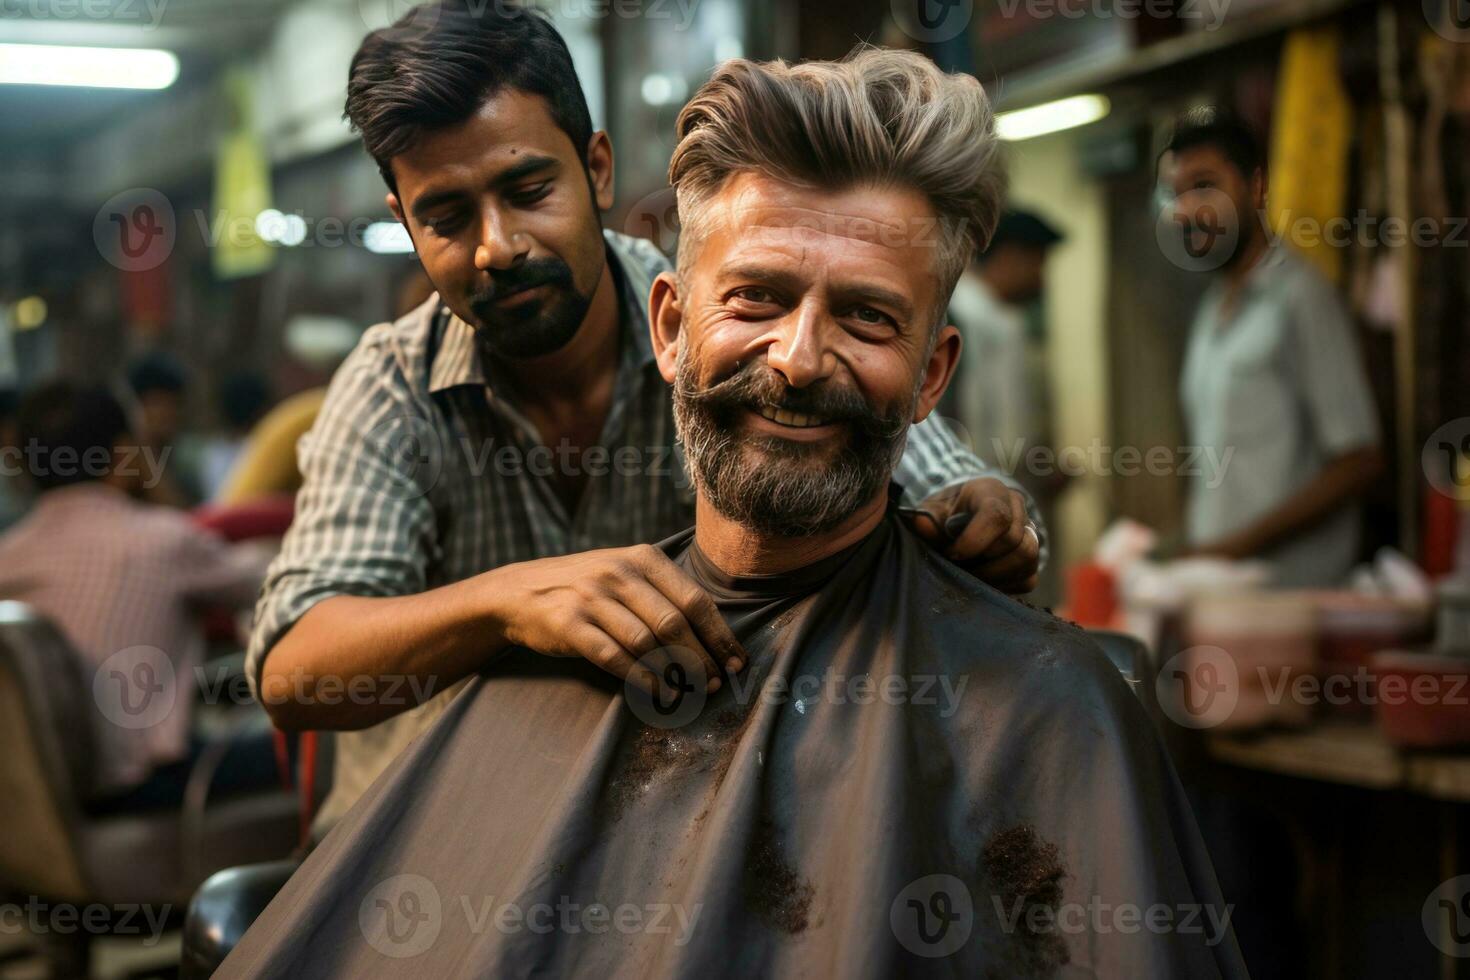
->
xmin=849 ymin=306 xmax=896 ymax=330
xmin=509 ymin=182 xmax=552 ymax=206
xmin=733 ymin=287 xmax=778 ymax=305
xmin=425 ymin=213 xmax=466 ymax=235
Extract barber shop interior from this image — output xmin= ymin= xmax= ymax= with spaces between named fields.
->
xmin=2 ymin=0 xmax=1470 ymax=977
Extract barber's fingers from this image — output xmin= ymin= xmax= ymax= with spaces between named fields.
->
xmin=568 ymin=622 xmax=662 ymax=697
xmin=635 ymin=550 xmax=747 ymax=673
xmin=613 ymin=577 xmax=728 ymax=692
xmin=951 ymin=490 xmax=1029 ymax=562
xmin=594 ymin=597 xmax=722 ymax=694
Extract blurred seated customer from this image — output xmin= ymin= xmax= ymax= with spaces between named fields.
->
xmin=214 ymin=386 xmax=327 ymax=505
xmin=219 ymin=50 xmax=1243 ymax=980
xmin=0 ymin=382 xmax=276 ymax=811
xmin=200 ymin=371 xmax=273 ymax=500
xmin=1161 ymin=106 xmax=1383 ymax=587
xmin=127 ymin=350 xmax=206 ymax=506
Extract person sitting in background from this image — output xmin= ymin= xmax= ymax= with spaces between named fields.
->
xmin=200 ymin=371 xmax=273 ymax=500
xmin=220 ymin=50 xmax=1243 ymax=980
xmin=0 ymin=381 xmax=276 ymax=810
xmin=1161 ymin=106 xmax=1383 ymax=587
xmin=126 ymin=350 xmax=205 ymax=506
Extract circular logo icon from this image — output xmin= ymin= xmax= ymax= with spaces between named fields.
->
xmin=624 ymin=645 xmax=708 ymax=729
xmin=890 ymin=0 xmax=975 ymax=43
xmin=890 ymin=874 xmax=974 ymax=958
xmin=1424 ymin=0 xmax=1470 ymax=43
xmin=1154 ymin=187 xmax=1239 ymax=273
xmin=1423 ymin=418 xmax=1470 ymax=503
xmin=622 ymin=186 xmax=681 ymax=257
xmin=1424 ymin=875 xmax=1470 ymax=958
xmin=1155 ymin=645 xmax=1239 ymax=729
xmin=359 ymin=414 xmax=443 ymax=501
xmin=359 ymin=873 xmax=442 ymax=959
xmin=93 ymin=188 xmax=176 ymax=272
xmin=93 ymin=646 xmax=177 ymax=731
xmin=357 ymin=0 xmax=443 ymax=42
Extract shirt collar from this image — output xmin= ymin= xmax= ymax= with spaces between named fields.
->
xmin=427 ymin=229 xmax=658 ymax=396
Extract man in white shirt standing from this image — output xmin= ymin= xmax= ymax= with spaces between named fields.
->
xmin=1161 ymin=106 xmax=1383 ymax=587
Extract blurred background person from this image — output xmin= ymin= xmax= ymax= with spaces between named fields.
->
xmin=0 ymin=381 xmax=276 ymax=811
xmin=200 ymin=370 xmax=274 ymax=501
xmin=126 ymin=350 xmax=207 ymax=507
xmin=1162 ymin=106 xmax=1384 ymax=587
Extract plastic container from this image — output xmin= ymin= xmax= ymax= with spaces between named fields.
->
xmin=1371 ymin=651 xmax=1470 ymax=748
xmin=1183 ymin=593 xmax=1318 ymax=730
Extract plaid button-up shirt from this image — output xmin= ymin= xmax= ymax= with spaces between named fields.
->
xmin=248 ymin=230 xmax=1038 ymax=831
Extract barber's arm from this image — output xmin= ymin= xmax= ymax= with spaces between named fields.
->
xmin=249 ymin=349 xmax=742 ymax=733
xmin=1188 ymin=286 xmax=1383 ymax=561
xmin=895 ymin=412 xmax=1045 ymax=593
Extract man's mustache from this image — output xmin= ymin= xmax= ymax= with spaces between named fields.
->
xmin=468 ymin=258 xmax=573 ymax=314
xmin=676 ymin=360 xmax=908 ymax=443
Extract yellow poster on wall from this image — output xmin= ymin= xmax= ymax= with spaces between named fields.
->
xmin=1269 ymin=26 xmax=1352 ymax=284
xmin=212 ymin=69 xmax=275 ymax=280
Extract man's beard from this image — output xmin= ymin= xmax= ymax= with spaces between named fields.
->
xmin=672 ymin=345 xmax=914 ymax=537
xmin=467 ymin=256 xmax=592 ymax=359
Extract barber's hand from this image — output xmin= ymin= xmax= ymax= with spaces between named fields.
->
xmin=903 ymin=478 xmax=1041 ymax=594
xmin=490 ymin=545 xmax=746 ymax=701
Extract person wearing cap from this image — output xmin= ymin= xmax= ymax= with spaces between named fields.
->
xmin=946 ymin=208 xmax=1064 ymax=481
xmin=1161 ymin=106 xmax=1382 ymax=587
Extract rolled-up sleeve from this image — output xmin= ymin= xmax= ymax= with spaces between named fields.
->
xmin=245 ymin=327 xmax=440 ymax=696
xmin=896 ymin=413 xmax=1049 ymax=567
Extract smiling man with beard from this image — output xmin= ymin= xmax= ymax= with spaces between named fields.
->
xmin=220 ymin=50 xmax=1244 ymax=980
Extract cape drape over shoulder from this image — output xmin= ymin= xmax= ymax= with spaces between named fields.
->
xmin=221 ymin=517 xmax=1247 ymax=979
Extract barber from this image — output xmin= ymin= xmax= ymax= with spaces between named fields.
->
xmin=248 ymin=1 xmax=1046 ymax=832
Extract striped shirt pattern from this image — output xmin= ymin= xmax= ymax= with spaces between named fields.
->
xmin=247 ymin=230 xmax=1039 ymax=831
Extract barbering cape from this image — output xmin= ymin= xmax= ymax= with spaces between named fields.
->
xmin=221 ymin=517 xmax=1247 ymax=979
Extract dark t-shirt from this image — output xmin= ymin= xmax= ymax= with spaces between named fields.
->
xmin=221 ymin=516 xmax=1245 ymax=978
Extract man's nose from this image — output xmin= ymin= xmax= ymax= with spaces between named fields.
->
xmin=474 ymin=208 xmax=530 ymax=271
xmin=765 ymin=306 xmax=836 ymax=390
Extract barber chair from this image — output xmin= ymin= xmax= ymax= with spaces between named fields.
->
xmin=1084 ymin=627 xmax=1161 ymax=720
xmin=0 ymin=602 xmax=298 ymax=977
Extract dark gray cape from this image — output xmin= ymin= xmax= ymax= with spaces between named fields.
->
xmin=221 ymin=517 xmax=1247 ymax=978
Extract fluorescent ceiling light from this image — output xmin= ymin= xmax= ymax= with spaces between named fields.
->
xmin=364 ymin=222 xmax=414 ymax=255
xmin=996 ymin=95 xmax=1110 ymax=142
xmin=0 ymin=43 xmax=178 ymax=90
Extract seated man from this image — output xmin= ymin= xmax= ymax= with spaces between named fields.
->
xmin=220 ymin=52 xmax=1244 ymax=979
xmin=0 ymin=382 xmax=275 ymax=808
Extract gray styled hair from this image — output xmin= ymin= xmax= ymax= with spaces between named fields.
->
xmin=668 ymin=48 xmax=1004 ymax=320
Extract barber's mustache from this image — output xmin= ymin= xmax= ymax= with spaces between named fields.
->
xmin=677 ymin=359 xmax=908 ymax=443
xmin=467 ymin=258 xmax=573 ymax=312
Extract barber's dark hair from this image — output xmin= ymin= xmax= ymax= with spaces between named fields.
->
xmin=1161 ymin=105 xmax=1264 ymax=179
xmin=15 ymin=381 xmax=131 ymax=492
xmin=344 ymin=0 xmax=594 ymax=192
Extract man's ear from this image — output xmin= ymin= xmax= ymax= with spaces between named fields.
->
xmin=648 ymin=271 xmax=683 ymax=384
xmin=387 ymin=192 xmax=405 ymax=226
xmin=912 ymin=324 xmax=962 ymax=423
xmin=587 ymin=131 xmax=615 ymax=212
